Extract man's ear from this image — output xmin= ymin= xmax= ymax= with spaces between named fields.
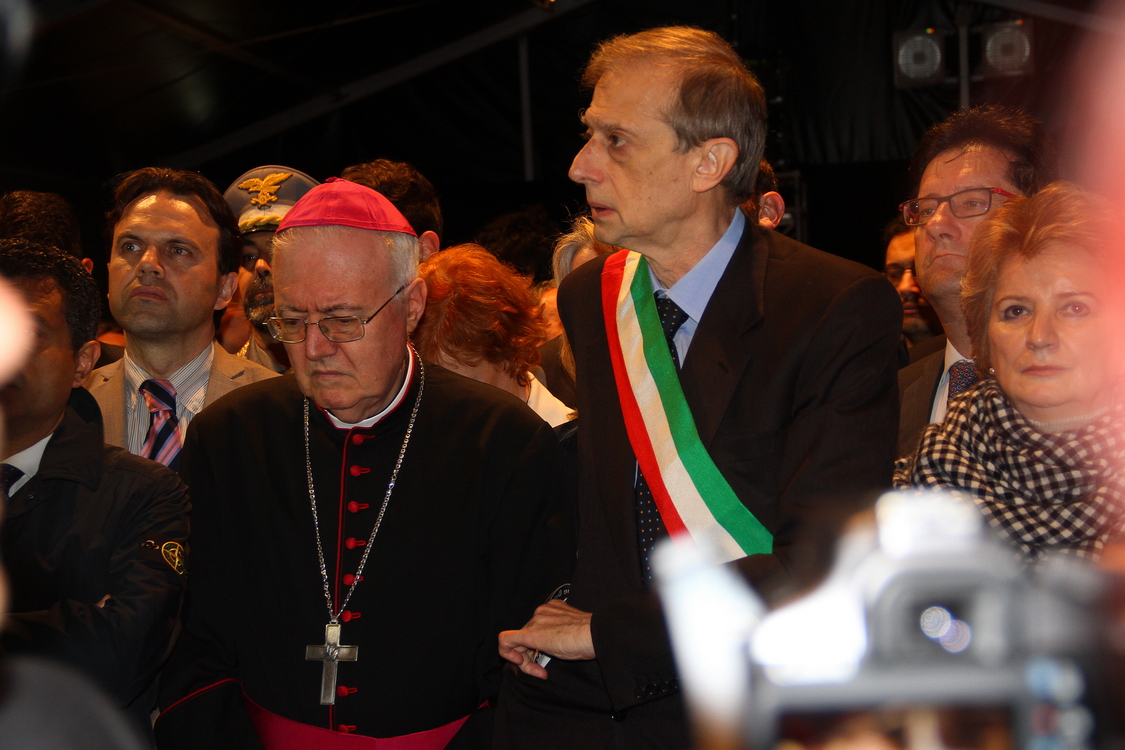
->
xmin=691 ymin=138 xmax=739 ymax=194
xmin=72 ymin=340 xmax=101 ymax=388
xmin=757 ymin=191 xmax=786 ymax=229
xmin=403 ymin=277 xmax=428 ymax=335
xmin=419 ymin=232 xmax=441 ymax=261
xmin=214 ymin=272 xmax=237 ymax=311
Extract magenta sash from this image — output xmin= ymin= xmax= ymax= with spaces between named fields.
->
xmin=243 ymin=691 xmax=472 ymax=750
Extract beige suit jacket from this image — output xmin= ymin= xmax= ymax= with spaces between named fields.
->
xmin=86 ymin=342 xmax=279 ymax=449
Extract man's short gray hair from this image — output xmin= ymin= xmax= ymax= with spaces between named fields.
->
xmin=583 ymin=26 xmax=767 ymax=206
xmin=273 ymin=224 xmax=420 ymax=292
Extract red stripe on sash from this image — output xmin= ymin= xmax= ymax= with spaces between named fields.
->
xmin=601 ymin=251 xmax=688 ymax=536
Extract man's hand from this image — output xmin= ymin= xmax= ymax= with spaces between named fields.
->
xmin=498 ymin=600 xmax=595 ymax=679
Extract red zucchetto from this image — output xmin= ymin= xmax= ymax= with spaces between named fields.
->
xmin=276 ymin=177 xmax=416 ymax=236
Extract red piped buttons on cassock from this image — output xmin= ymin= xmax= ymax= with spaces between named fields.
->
xmin=345 ymin=537 xmax=366 ymax=549
xmin=338 ymin=725 xmax=356 ymax=734
xmin=341 ymin=610 xmax=361 ymax=622
xmin=336 ymin=686 xmax=358 ymax=697
xmin=351 ymin=434 xmax=365 ymax=445
xmin=349 ymin=465 xmax=370 ymax=477
xmin=343 ymin=574 xmax=364 ymax=585
xmin=347 ymin=502 xmax=369 ymax=513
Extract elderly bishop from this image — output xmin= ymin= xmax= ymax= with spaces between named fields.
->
xmin=156 ymin=178 xmax=569 ymax=749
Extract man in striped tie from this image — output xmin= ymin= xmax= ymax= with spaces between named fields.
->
xmin=87 ymin=167 xmax=278 ymax=464
xmin=0 ymin=240 xmax=188 ymax=742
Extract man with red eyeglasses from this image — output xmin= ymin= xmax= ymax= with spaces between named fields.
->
xmin=897 ymin=104 xmax=1055 ymax=457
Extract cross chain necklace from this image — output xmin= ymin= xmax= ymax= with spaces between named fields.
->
xmin=303 ymin=357 xmax=425 ymax=705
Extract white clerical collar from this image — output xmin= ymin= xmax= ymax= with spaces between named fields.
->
xmin=325 ymin=348 xmax=417 ymax=430
xmin=4 ymin=432 xmax=53 ymax=495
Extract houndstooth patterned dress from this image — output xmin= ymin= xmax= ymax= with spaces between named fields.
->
xmin=894 ymin=378 xmax=1125 ymax=564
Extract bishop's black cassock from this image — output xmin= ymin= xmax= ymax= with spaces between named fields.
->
xmin=156 ymin=360 xmax=571 ymax=748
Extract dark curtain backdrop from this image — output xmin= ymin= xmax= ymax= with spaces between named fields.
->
xmin=0 ymin=0 xmax=1094 ymax=270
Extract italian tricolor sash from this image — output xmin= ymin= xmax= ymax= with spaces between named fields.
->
xmin=602 ymin=250 xmax=772 ymax=564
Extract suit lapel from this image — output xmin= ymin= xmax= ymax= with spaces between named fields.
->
xmin=86 ymin=360 xmax=128 ymax=449
xmin=678 ymin=222 xmax=765 ymax=447
xmin=896 ymin=350 xmax=945 ymax=457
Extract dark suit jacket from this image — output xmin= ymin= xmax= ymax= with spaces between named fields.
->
xmin=908 ymin=333 xmax=946 ymax=365
xmin=495 ymin=223 xmax=902 ymax=749
xmin=897 ymin=348 xmax=945 ymax=458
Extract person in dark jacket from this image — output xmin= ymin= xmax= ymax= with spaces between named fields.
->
xmin=0 ymin=239 xmax=189 ymax=741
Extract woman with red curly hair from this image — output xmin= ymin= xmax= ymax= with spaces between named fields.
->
xmin=414 ymin=244 xmax=572 ymax=426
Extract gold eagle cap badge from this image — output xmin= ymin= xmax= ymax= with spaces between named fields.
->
xmin=238 ymin=172 xmax=293 ymax=209
xmin=161 ymin=541 xmax=186 ymax=575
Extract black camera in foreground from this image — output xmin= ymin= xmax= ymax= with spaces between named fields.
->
xmin=656 ymin=491 xmax=1112 ymax=750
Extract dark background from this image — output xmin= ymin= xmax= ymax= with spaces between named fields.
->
xmin=0 ymin=0 xmax=1099 ymax=275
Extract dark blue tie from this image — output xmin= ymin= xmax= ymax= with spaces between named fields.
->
xmin=1 ymin=463 xmax=23 ymax=498
xmin=637 ymin=292 xmax=689 ymax=583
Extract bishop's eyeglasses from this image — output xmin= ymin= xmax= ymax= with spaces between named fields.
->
xmin=268 ymin=283 xmax=407 ymax=344
xmin=899 ymin=187 xmax=1017 ymax=227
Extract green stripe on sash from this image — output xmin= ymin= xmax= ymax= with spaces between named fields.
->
xmin=629 ymin=257 xmax=773 ymax=555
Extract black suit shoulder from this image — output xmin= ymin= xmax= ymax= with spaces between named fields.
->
xmin=760 ymin=225 xmax=884 ymax=283
xmin=899 ymin=348 xmax=943 ymax=391
xmin=560 ymin=226 xmax=891 ymax=326
xmin=908 ymin=333 xmax=946 ymax=364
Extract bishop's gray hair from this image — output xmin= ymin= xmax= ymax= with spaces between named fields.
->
xmin=272 ymin=224 xmax=420 ymax=293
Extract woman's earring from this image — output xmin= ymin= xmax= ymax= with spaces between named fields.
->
xmin=989 ymin=368 xmax=995 ymax=375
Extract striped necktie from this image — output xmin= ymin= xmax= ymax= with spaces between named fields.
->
xmin=637 ymin=292 xmax=689 ymax=582
xmin=140 ymin=379 xmax=183 ymax=472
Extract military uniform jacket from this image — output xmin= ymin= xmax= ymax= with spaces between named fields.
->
xmin=1 ymin=388 xmax=188 ymax=713
xmin=156 ymin=364 xmax=570 ymax=748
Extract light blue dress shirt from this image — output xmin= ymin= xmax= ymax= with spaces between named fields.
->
xmin=648 ymin=208 xmax=745 ymax=364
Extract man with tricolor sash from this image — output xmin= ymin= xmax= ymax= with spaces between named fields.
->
xmin=496 ymin=26 xmax=901 ymax=749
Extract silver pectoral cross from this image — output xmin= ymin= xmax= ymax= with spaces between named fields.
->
xmin=305 ymin=622 xmax=358 ymax=705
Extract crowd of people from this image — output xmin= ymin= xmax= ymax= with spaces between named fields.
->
xmin=0 ymin=20 xmax=1119 ymax=750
